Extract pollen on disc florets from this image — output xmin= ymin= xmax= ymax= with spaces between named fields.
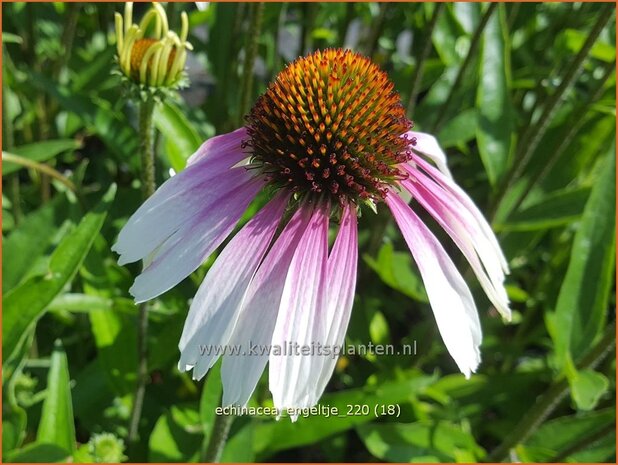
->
xmin=245 ymin=48 xmax=413 ymax=206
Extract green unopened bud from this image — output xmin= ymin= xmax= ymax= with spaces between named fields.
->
xmin=114 ymin=2 xmax=192 ymax=88
xmin=88 ymin=432 xmax=127 ymax=463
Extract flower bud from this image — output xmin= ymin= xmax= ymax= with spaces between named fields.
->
xmin=114 ymin=2 xmax=192 ymax=88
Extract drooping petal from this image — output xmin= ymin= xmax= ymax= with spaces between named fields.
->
xmin=400 ymin=168 xmax=510 ymax=319
xmin=186 ymin=127 xmax=249 ymax=166
xmin=309 ymin=203 xmax=358 ymax=405
xmin=177 ymin=191 xmax=290 ymax=379
xmin=113 ymin=138 xmax=251 ymax=266
xmin=405 ymin=131 xmax=453 ymax=178
xmin=130 ymin=172 xmax=264 ymax=302
xmin=220 ymin=205 xmax=312 ymax=407
xmin=269 ymin=203 xmax=329 ymax=415
xmin=386 ymin=191 xmax=481 ymax=378
xmin=412 ymin=154 xmax=509 ymax=274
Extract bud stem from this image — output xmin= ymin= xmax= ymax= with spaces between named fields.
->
xmin=128 ymin=96 xmax=157 ymax=449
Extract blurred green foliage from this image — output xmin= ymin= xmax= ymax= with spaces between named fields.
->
xmin=1 ymin=2 xmax=616 ymax=463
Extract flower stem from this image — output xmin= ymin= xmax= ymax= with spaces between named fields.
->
xmin=486 ymin=322 xmax=616 ymax=462
xmin=431 ymin=3 xmax=497 ymax=133
xmin=238 ymin=2 xmax=265 ymax=126
xmin=138 ymin=97 xmax=157 ymax=198
xmin=128 ymin=96 xmax=157 ymax=446
xmin=202 ymin=405 xmax=234 ymax=463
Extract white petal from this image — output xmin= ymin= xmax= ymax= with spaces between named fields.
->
xmin=130 ymin=173 xmax=263 ymax=302
xmin=177 ymin=192 xmax=289 ymax=380
xmin=220 ymin=206 xmax=312 ymax=407
xmin=269 ymin=204 xmax=329 ymax=412
xmin=386 ymin=191 xmax=481 ymax=378
xmin=406 ymin=130 xmax=453 ymax=179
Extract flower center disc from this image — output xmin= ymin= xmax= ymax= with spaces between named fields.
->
xmin=246 ymin=49 xmax=412 ymax=205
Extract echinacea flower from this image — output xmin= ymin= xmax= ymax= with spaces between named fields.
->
xmin=115 ymin=2 xmax=192 ymax=88
xmin=113 ymin=49 xmax=510 ymax=417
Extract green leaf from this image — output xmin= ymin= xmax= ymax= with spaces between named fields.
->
xmin=476 ymin=3 xmax=513 ymax=185
xmin=364 ymin=242 xmax=428 ymax=302
xmin=5 ymin=442 xmax=70 ymax=463
xmin=357 ymin=421 xmax=485 ymax=462
xmin=80 ymin=236 xmax=137 ymax=396
xmin=2 ymin=185 xmax=116 ymax=362
xmin=563 ymin=29 xmax=616 ymax=62
xmin=570 ymin=369 xmax=609 ymax=411
xmin=29 ymin=72 xmax=138 ymax=160
xmin=148 ymin=406 xmax=202 ymax=462
xmin=36 ymin=341 xmax=76 ymax=455
xmin=432 ymin=5 xmax=466 ymax=66
xmin=551 ymin=151 xmax=615 ymax=371
xmin=2 ymin=139 xmax=81 ymax=176
xmin=2 ymin=32 xmax=23 ymax=44
xmin=437 ymin=109 xmax=478 ymax=148
xmin=2 ymin=195 xmax=68 ymax=292
xmin=153 ymin=101 xmax=203 ymax=172
xmin=221 ymin=422 xmax=256 ymax=462
xmin=497 ymin=187 xmax=591 ymax=232
xmin=518 ymin=408 xmax=615 ymax=462
xmin=48 ymin=293 xmax=136 ymax=315
xmin=2 ymin=401 xmax=27 ymax=458
xmin=254 ymin=373 xmax=436 ymax=459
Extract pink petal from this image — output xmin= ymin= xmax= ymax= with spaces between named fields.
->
xmin=186 ymin=127 xmax=249 ymax=166
xmin=220 ymin=205 xmax=312 ymax=407
xmin=269 ymin=203 xmax=329 ymax=415
xmin=113 ymin=137 xmax=251 ymax=266
xmin=310 ymin=203 xmax=358 ymax=405
xmin=400 ymin=167 xmax=510 ymax=319
xmin=129 ymin=171 xmax=264 ymax=302
xmin=386 ymin=191 xmax=481 ymax=378
xmin=177 ymin=191 xmax=290 ymax=379
xmin=412 ymin=155 xmax=509 ymax=274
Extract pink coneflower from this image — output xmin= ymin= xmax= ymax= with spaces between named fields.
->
xmin=114 ymin=49 xmax=510 ymax=414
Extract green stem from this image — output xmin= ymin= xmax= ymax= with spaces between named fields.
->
xmin=431 ymin=3 xmax=497 ymax=133
xmin=138 ymin=97 xmax=156 ymax=199
xmin=127 ymin=96 xmax=157 ymax=445
xmin=53 ymin=3 xmax=80 ymax=82
xmin=202 ymin=405 xmax=234 ymax=463
xmin=238 ymin=2 xmax=265 ymax=126
xmin=549 ymin=422 xmax=614 ymax=462
xmin=508 ymin=59 xmax=615 ymax=215
xmin=490 ymin=5 xmax=612 ymax=219
xmin=486 ymin=322 xmax=616 ymax=462
xmin=2 ymin=152 xmax=78 ymax=194
xmin=407 ymin=3 xmax=444 ymax=118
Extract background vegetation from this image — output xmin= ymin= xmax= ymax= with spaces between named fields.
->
xmin=2 ymin=2 xmax=616 ymax=463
